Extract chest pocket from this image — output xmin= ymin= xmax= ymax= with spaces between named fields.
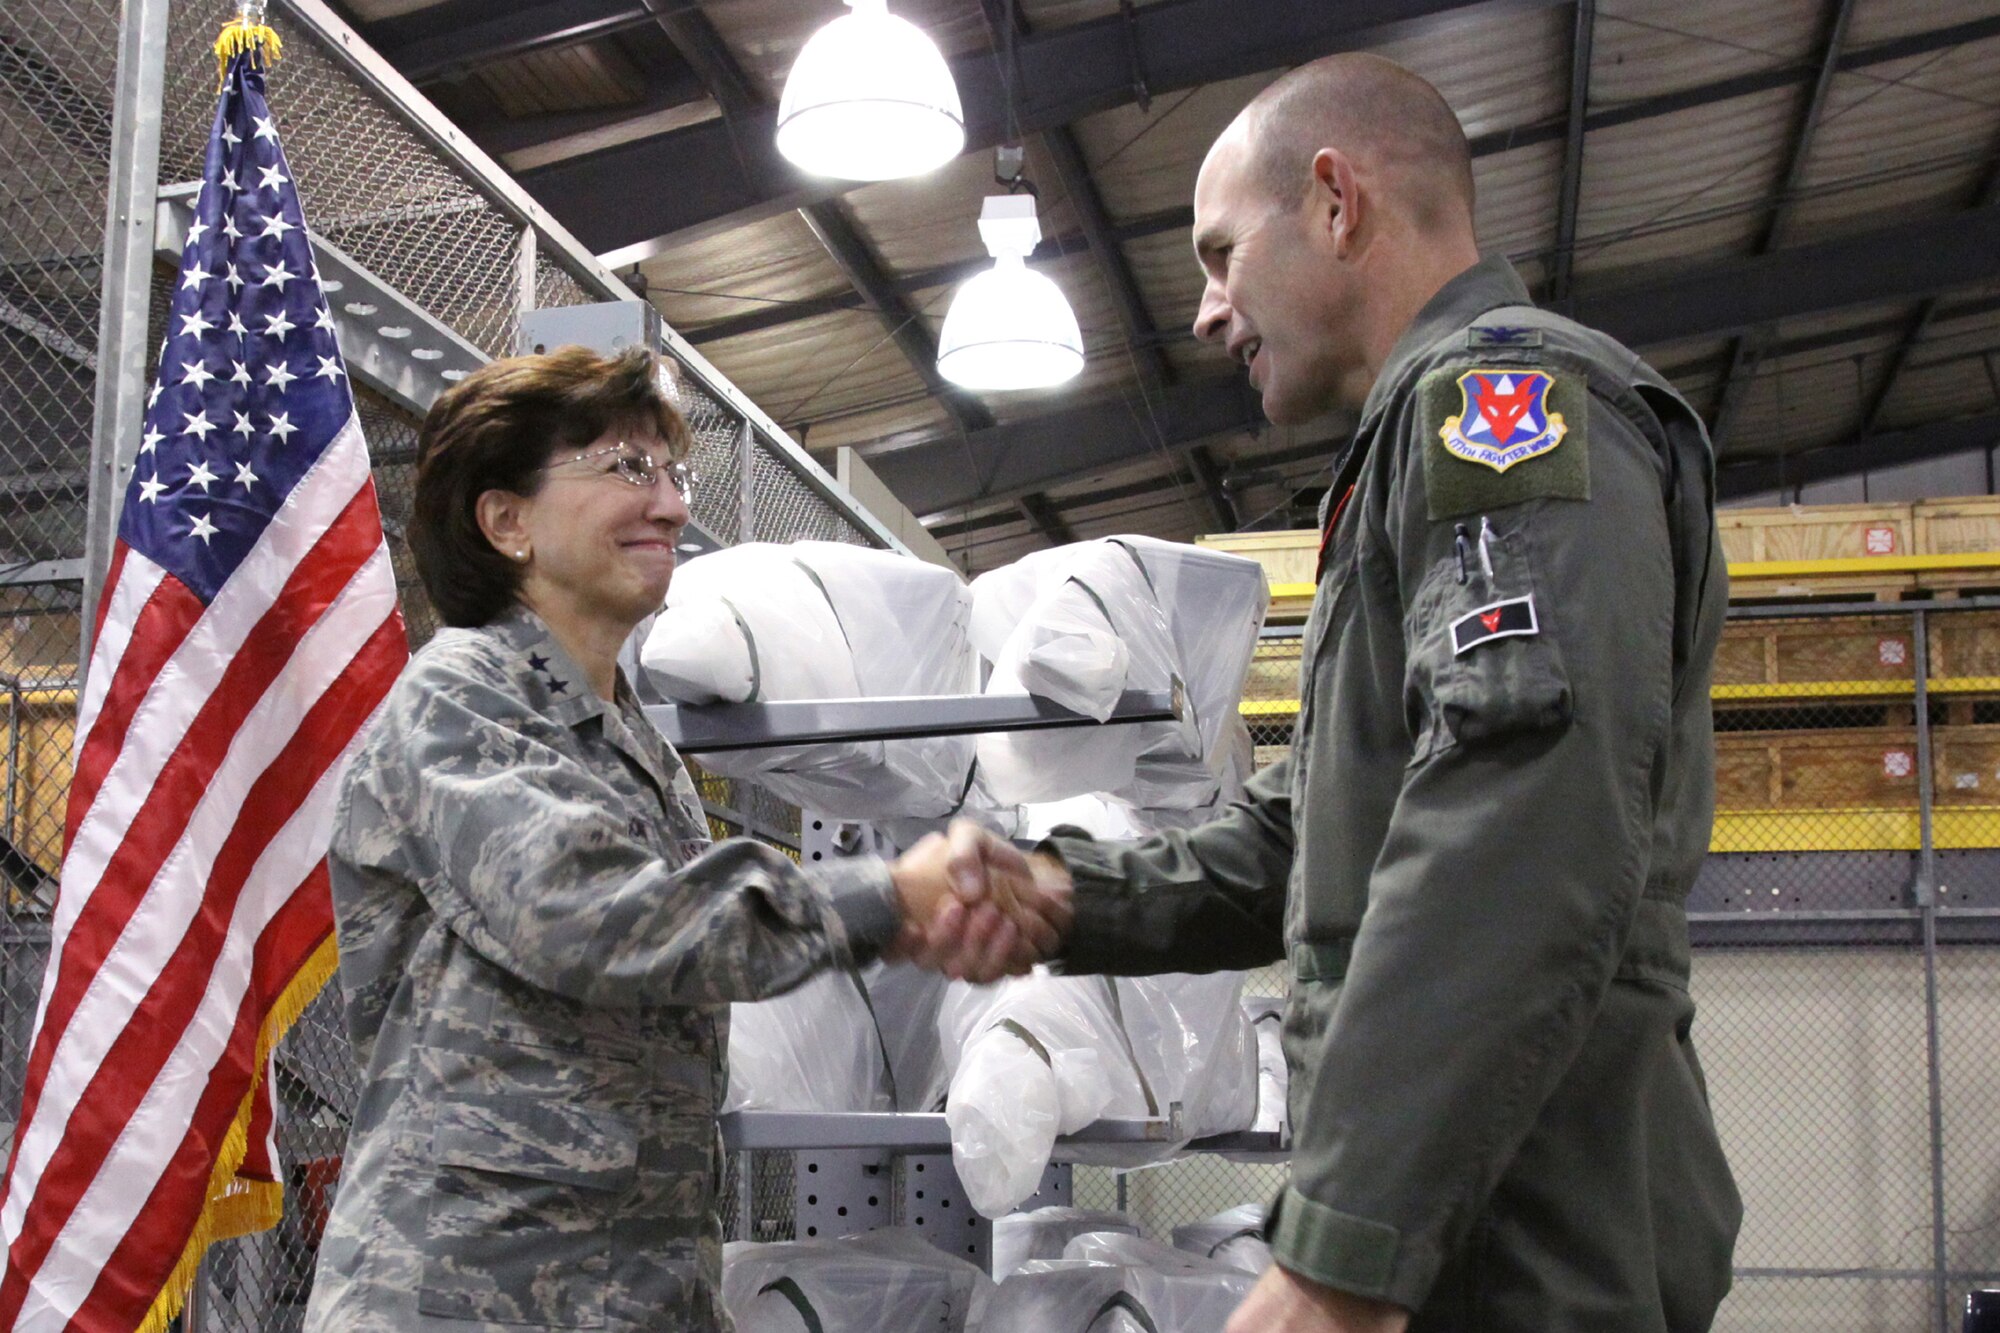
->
xmin=1404 ymin=521 xmax=1573 ymax=761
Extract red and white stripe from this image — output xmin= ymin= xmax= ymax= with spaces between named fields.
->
xmin=0 ymin=412 xmax=406 ymax=1330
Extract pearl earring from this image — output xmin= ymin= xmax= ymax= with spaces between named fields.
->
xmin=514 ymin=550 xmax=527 ymax=561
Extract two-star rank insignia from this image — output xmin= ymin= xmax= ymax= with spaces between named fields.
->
xmin=1438 ymin=369 xmax=1568 ymax=473
xmin=1451 ymin=595 xmax=1539 ymax=656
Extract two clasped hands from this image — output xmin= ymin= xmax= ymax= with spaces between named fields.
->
xmin=884 ymin=819 xmax=1075 ymax=981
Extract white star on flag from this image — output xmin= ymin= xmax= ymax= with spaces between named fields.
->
xmin=315 ymin=355 xmax=346 ymax=382
xmin=222 ymin=214 xmax=241 ymax=242
xmin=185 ymin=218 xmax=209 ymax=246
xmin=137 ymin=474 xmax=166 ymax=503
xmin=229 ymin=360 xmax=252 ymax=386
xmin=140 ymin=426 xmax=164 ymax=455
xmin=181 ymin=409 xmax=217 ymax=441
xmin=220 ymin=122 xmax=240 ymax=147
xmin=180 ymin=264 xmax=209 ymax=292
xmin=180 ymin=360 xmax=216 ymax=390
xmin=186 ymin=459 xmax=218 ymax=493
xmin=314 ymin=307 xmax=335 ymax=332
xmin=264 ymin=362 xmax=297 ymax=391
xmin=227 ymin=311 xmax=249 ymax=337
xmin=147 ymin=381 xmax=162 ymax=408
xmin=264 ymin=309 xmax=295 ymax=339
xmin=188 ymin=511 xmax=218 ymax=543
xmin=260 ymin=214 xmax=297 ymax=241
xmin=252 ymin=113 xmax=278 ymax=141
xmin=257 ymin=163 xmax=290 ymax=193
xmin=267 ymin=411 xmax=297 ymax=442
xmin=261 ymin=260 xmax=296 ymax=290
xmin=233 ymin=461 xmax=260 ymax=490
xmin=225 ymin=263 xmax=244 ymax=292
xmin=231 ymin=410 xmax=254 ymax=439
xmin=178 ymin=310 xmax=214 ymax=339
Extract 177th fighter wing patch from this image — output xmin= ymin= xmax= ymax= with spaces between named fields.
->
xmin=1422 ymin=363 xmax=1589 ymax=520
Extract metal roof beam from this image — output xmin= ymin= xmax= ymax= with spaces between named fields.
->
xmin=870 ymin=202 xmax=2000 ymax=514
xmin=1708 ymin=0 xmax=1858 ymax=450
xmin=1548 ymin=0 xmax=1594 ymax=307
xmin=645 ymin=4 xmax=993 ymax=436
xmin=521 ymin=5 xmax=2000 ymax=264
xmin=677 ymin=10 xmax=2000 ymax=348
xmin=1716 ymin=412 xmax=2000 ymax=499
xmin=366 ymin=0 xmax=654 ymax=84
xmin=1018 ymin=492 xmax=1079 ymax=546
xmin=1858 ymin=154 xmax=2000 ymax=436
xmin=528 ymin=0 xmax=1565 ymax=260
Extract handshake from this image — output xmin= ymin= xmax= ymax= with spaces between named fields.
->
xmin=885 ymin=820 xmax=1075 ymax=983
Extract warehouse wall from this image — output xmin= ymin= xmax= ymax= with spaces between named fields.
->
xmin=1726 ymin=446 xmax=1999 ymax=509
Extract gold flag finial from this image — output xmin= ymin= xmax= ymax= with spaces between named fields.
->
xmin=214 ymin=1 xmax=283 ymax=91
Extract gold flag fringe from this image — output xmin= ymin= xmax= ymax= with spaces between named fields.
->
xmin=138 ymin=934 xmax=339 ymax=1333
xmin=213 ymin=17 xmax=283 ymax=91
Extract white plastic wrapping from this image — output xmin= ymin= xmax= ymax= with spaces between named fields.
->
xmin=937 ymin=970 xmax=1258 ymax=1216
xmin=639 ymin=541 xmax=977 ymax=818
xmin=723 ymin=960 xmax=950 ymax=1114
xmin=1244 ymin=996 xmax=1288 ymax=1137
xmin=992 ymin=1207 xmax=1140 ymax=1280
xmin=721 ymin=1229 xmax=991 ymax=1333
xmin=968 ymin=537 xmax=1266 ymax=813
xmin=1064 ymin=1231 xmax=1251 ymax=1279
xmin=1171 ymin=1205 xmax=1273 ymax=1275
xmin=723 ymin=969 xmax=891 ymax=1113
xmin=983 ymin=1261 xmax=1257 ymax=1333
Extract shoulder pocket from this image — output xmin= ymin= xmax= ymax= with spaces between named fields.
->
xmin=1404 ymin=522 xmax=1572 ymax=760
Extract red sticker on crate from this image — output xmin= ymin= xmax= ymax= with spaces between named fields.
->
xmin=1879 ymin=638 xmax=1908 ymax=667
xmin=1865 ymin=525 xmax=1898 ymax=555
xmin=1884 ymin=750 xmax=1914 ymax=779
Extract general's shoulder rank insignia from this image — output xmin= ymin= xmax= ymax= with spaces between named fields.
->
xmin=1438 ymin=369 xmax=1567 ymax=473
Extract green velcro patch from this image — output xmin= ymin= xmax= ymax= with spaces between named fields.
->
xmin=1421 ymin=362 xmax=1589 ymax=521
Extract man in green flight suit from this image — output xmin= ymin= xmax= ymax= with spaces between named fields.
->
xmin=944 ymin=50 xmax=1744 ymax=1333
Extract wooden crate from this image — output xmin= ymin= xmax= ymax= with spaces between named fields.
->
xmin=1717 ymin=503 xmax=1914 ymax=563
xmin=1197 ymin=530 xmax=1318 ymax=586
xmin=1915 ymin=497 xmax=2000 ymax=556
xmin=1714 ymin=616 xmax=1917 ymax=693
xmin=1715 ymin=724 xmax=2000 ymax=812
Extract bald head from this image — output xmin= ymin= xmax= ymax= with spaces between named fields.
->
xmin=1239 ymin=53 xmax=1475 ymax=234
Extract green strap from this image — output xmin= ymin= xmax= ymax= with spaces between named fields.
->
xmin=758 ymin=1278 xmax=826 ymax=1333
xmin=846 ymin=965 xmax=900 ymax=1109
xmin=1099 ymin=978 xmax=1160 ymax=1119
xmin=997 ymin=1018 xmax=1052 ymax=1067
xmin=1086 ymin=1290 xmax=1161 ymax=1333
xmin=1290 ymin=939 xmax=1353 ymax=984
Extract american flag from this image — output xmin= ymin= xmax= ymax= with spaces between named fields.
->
xmin=0 ymin=53 xmax=405 ymax=1331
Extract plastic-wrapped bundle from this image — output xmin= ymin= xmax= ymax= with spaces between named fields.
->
xmin=1065 ymin=1231 xmax=1254 ymax=1279
xmin=1171 ymin=1205 xmax=1274 ymax=1275
xmin=1244 ymin=996 xmax=1289 ymax=1137
xmin=983 ymin=1261 xmax=1256 ymax=1333
xmin=937 ymin=970 xmax=1258 ymax=1216
xmin=720 ymin=1229 xmax=991 ymax=1333
xmin=639 ymin=542 xmax=976 ymax=818
xmin=723 ymin=969 xmax=890 ymax=1113
xmin=724 ymin=960 xmax=950 ymax=1114
xmin=992 ymin=1207 xmax=1139 ymax=1280
xmin=968 ymin=537 xmax=1265 ymax=812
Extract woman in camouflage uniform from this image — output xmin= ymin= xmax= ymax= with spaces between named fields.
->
xmin=302 ymin=347 xmax=1057 ymax=1332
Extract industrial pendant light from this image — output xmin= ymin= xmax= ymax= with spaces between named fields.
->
xmin=775 ymin=0 xmax=965 ymax=181
xmin=936 ymin=194 xmax=1085 ymax=391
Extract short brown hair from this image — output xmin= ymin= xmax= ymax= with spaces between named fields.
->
xmin=410 ymin=345 xmax=693 ymax=627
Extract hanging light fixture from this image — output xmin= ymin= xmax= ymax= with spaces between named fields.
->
xmin=775 ymin=0 xmax=964 ymax=181
xmin=937 ymin=193 xmax=1085 ymax=391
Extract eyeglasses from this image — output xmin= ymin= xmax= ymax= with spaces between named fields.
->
xmin=545 ymin=442 xmax=698 ymax=500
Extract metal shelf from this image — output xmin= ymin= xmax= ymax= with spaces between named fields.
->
xmin=719 ymin=1111 xmax=1289 ymax=1162
xmin=648 ymin=686 xmax=1183 ymax=754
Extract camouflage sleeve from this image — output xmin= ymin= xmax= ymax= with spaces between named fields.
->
xmin=371 ymin=664 xmax=899 ymax=1008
